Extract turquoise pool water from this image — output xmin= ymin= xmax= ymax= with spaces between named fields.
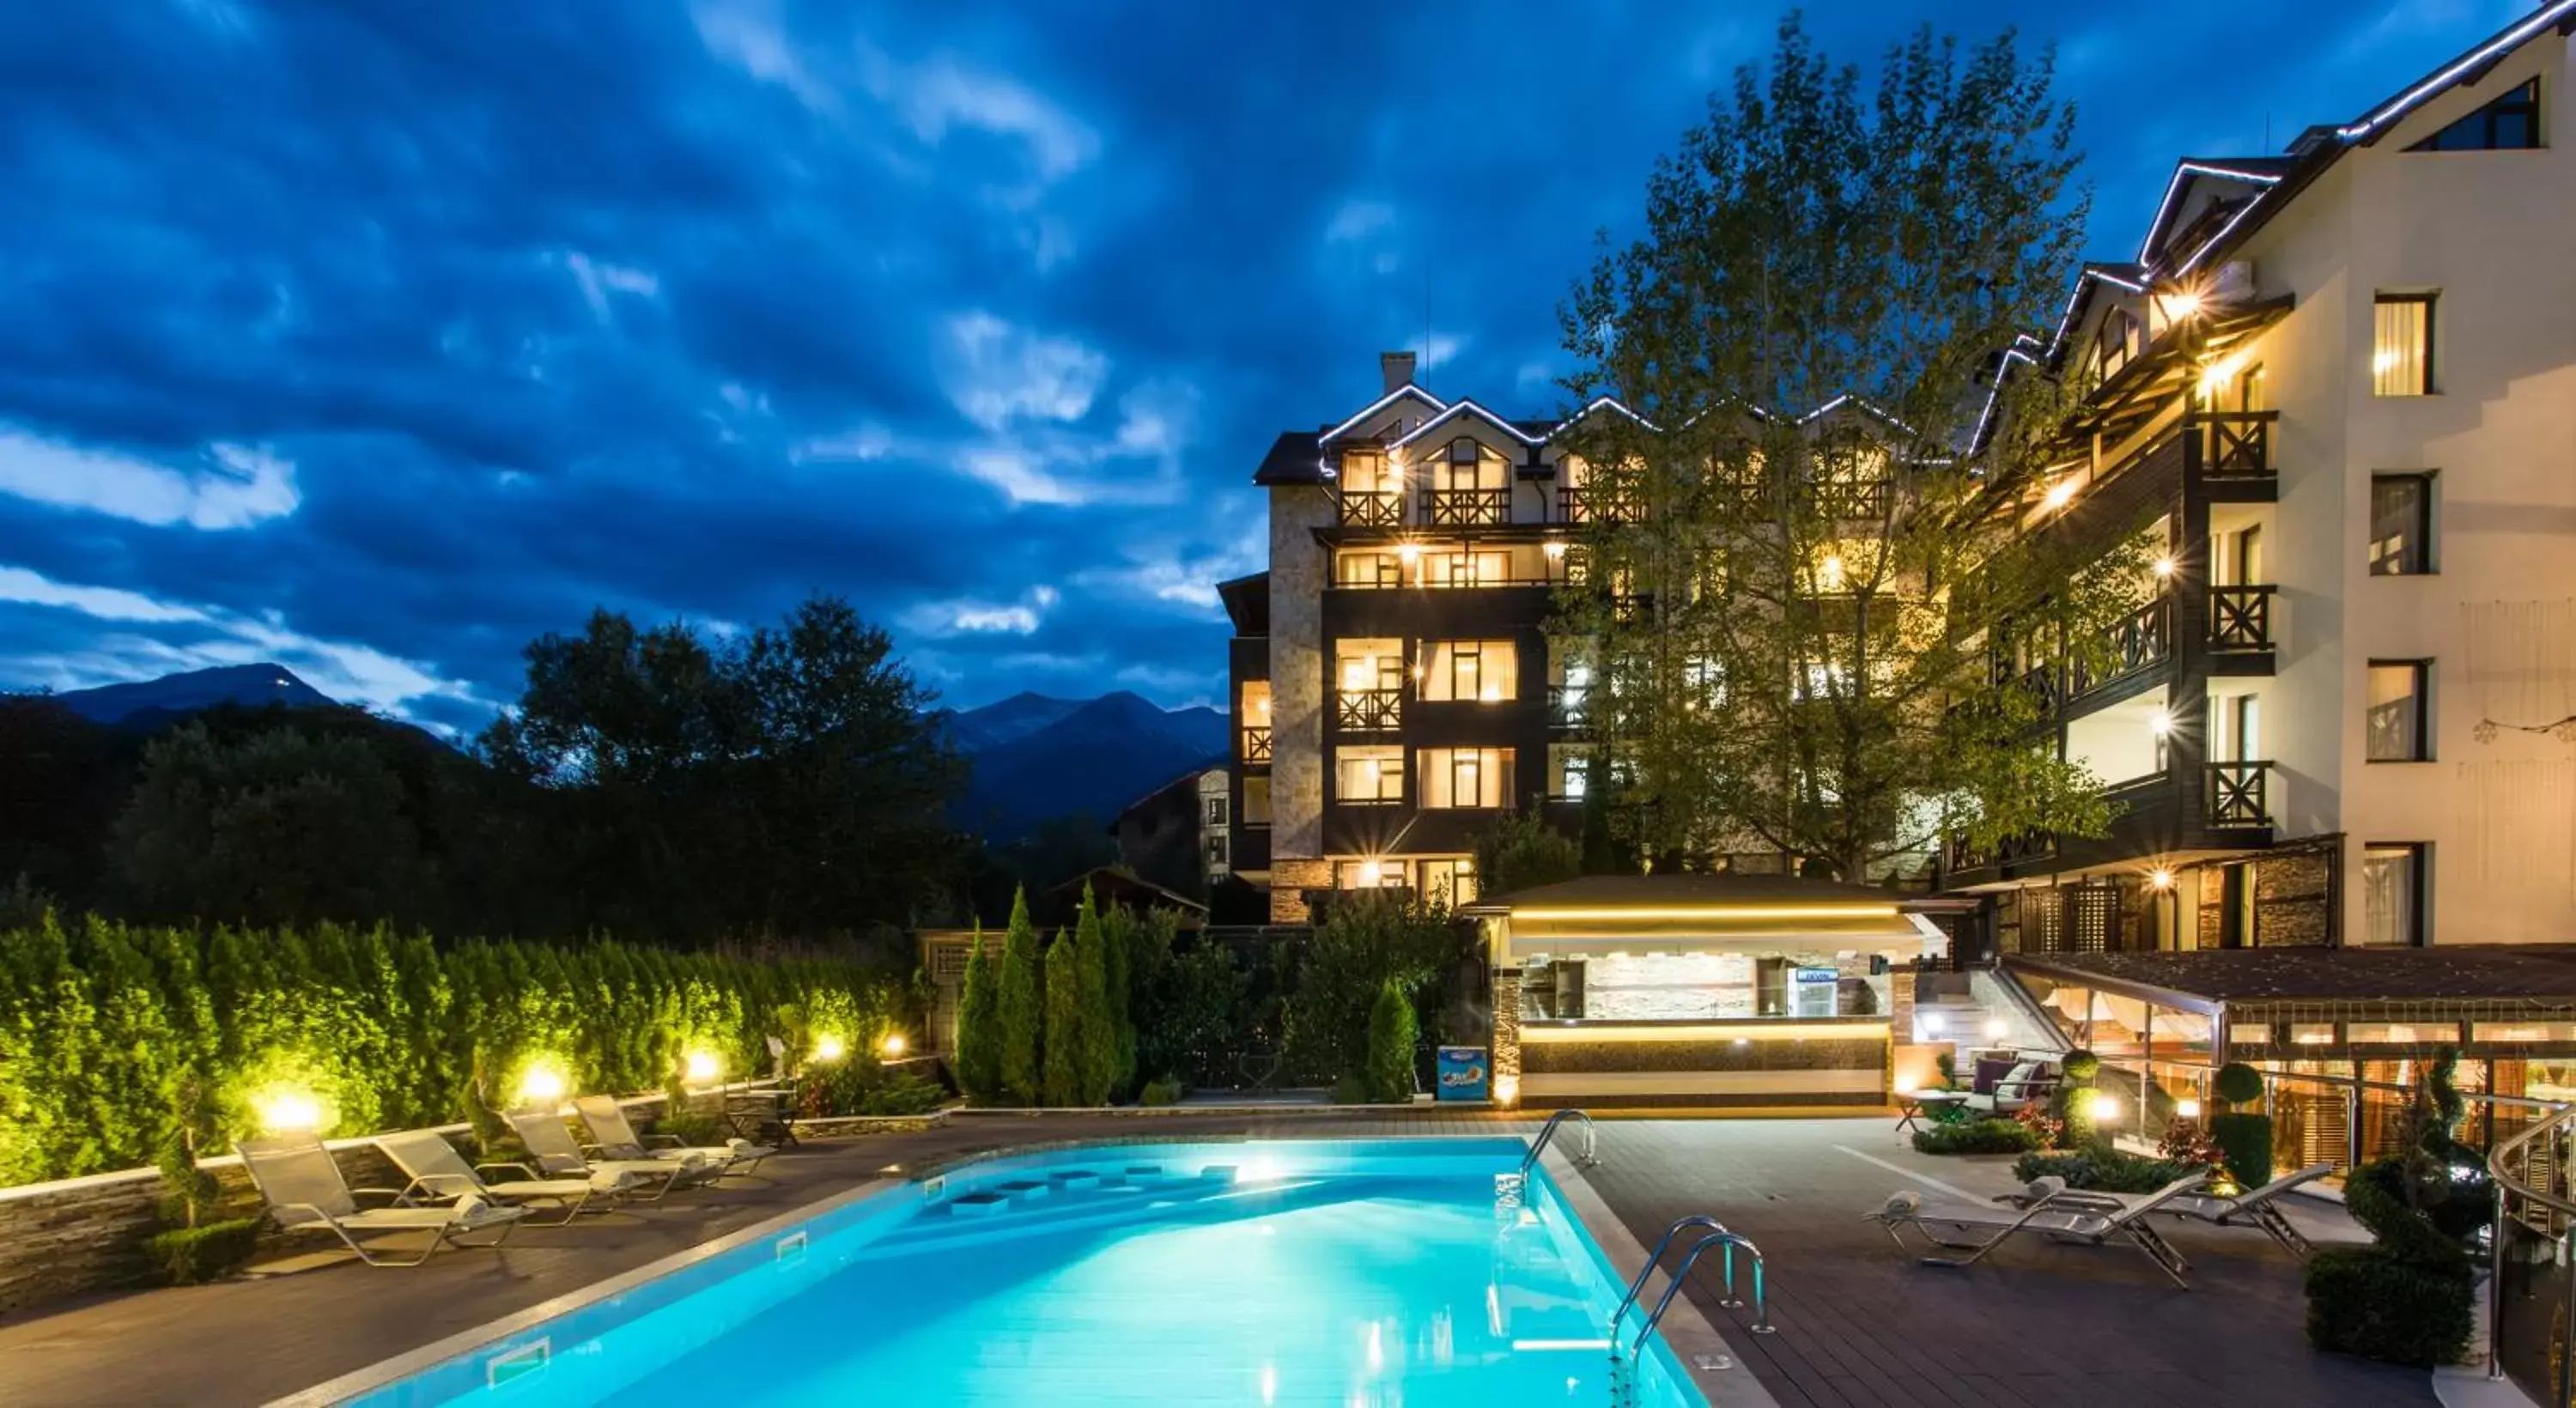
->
xmin=343 ymin=1138 xmax=1703 ymax=1407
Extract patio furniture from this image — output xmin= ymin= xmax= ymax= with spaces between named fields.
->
xmin=238 ymin=1133 xmax=527 ymax=1268
xmin=1959 ymin=1056 xmax=2062 ymax=1117
xmin=374 ymin=1129 xmax=631 ymax=1226
xmin=576 ymin=1094 xmax=772 ymax=1179
xmin=1999 ymin=1162 xmax=2332 ymax=1259
xmin=504 ymin=1108 xmax=711 ymax=1201
xmin=1867 ymin=1172 xmax=2208 ymax=1288
xmin=1894 ymin=1089 xmax=1970 ymax=1136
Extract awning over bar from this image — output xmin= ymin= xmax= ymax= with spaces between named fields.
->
xmin=1463 ymin=874 xmax=1946 ymax=965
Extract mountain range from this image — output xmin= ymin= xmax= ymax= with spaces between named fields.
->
xmin=938 ymin=690 xmax=1228 ymax=841
xmin=33 ymin=665 xmax=1227 ymax=845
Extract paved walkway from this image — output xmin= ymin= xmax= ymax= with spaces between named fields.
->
xmin=0 ymin=1110 xmax=2435 ymax=1407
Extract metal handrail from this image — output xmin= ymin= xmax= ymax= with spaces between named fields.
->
xmin=1628 ymin=1229 xmax=1774 ymax=1356
xmin=2487 ymin=1099 xmax=2576 ymax=1386
xmin=1523 ymin=1109 xmax=1597 ymax=1174
xmin=1608 ymin=1213 xmax=1728 ymax=1342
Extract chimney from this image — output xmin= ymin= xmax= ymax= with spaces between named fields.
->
xmin=1380 ymin=350 xmax=1418 ymax=394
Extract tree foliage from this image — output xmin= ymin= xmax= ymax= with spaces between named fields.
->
xmin=1041 ymin=926 xmax=1084 ymax=1107
xmin=996 ymin=889 xmax=1042 ymax=1105
xmin=1556 ymin=16 xmax=2147 ymax=879
xmin=1473 ymin=812 xmax=1584 ymax=900
xmin=0 ymin=912 xmax=914 ymax=1187
xmin=953 ymin=925 xmax=999 ymax=1103
xmin=1285 ymin=893 xmax=1461 ymax=1090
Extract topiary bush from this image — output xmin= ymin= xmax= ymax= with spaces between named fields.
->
xmin=2208 ymin=1112 xmax=2275 ymax=1189
xmin=2305 ymin=1246 xmax=2474 ymax=1369
xmin=143 ymin=1217 xmax=262 ymax=1285
xmin=2056 ymin=1048 xmax=2103 ymax=1147
xmin=1912 ymin=1119 xmax=2039 ymax=1155
xmin=1363 ymin=980 xmax=1419 ymax=1104
xmin=2213 ymin=1060 xmax=2265 ymax=1107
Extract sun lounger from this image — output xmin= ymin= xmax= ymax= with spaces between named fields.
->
xmin=375 ymin=1129 xmax=631 ymax=1225
xmin=1990 ymin=1162 xmax=2330 ymax=1259
xmin=239 ymin=1133 xmax=526 ymax=1267
xmin=576 ymin=1095 xmax=771 ymax=1179
xmin=1868 ymin=1172 xmax=2208 ymax=1287
xmin=505 ymin=1108 xmax=710 ymax=1200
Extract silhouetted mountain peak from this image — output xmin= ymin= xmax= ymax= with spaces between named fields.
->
xmin=51 ymin=663 xmax=337 ymax=727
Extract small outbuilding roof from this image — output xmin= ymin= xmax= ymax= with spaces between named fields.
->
xmin=2009 ymin=947 xmax=2576 ymax=1013
xmin=1461 ymin=872 xmax=1914 ymax=916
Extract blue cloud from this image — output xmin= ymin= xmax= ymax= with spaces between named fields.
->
xmin=0 ymin=0 xmax=2524 ymax=720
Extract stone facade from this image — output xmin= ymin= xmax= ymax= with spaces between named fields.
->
xmin=1267 ymin=482 xmax=1331 ymax=872
xmin=1267 ymin=858 xmax=1331 ymax=923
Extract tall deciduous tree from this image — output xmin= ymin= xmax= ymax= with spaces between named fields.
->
xmin=481 ymin=594 xmax=966 ymax=942
xmin=995 ymin=889 xmax=1043 ymax=1105
xmin=1557 ymin=16 xmax=2146 ymax=880
xmin=953 ymin=925 xmax=999 ymax=1103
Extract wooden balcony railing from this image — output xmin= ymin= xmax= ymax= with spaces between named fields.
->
xmin=1333 ymin=688 xmax=1402 ymax=733
xmin=2206 ymin=760 xmax=2271 ymax=827
xmin=2194 ymin=410 xmax=2276 ymax=481
xmin=1807 ymin=479 xmax=1893 ymax=519
xmin=1422 ymin=488 xmax=1510 ymax=526
xmin=2209 ymin=584 xmax=2276 ymax=652
xmin=1338 ymin=491 xmax=1403 ymax=527
xmin=1557 ymin=487 xmax=1644 ymax=524
xmin=2069 ymin=598 xmax=2172 ymax=698
xmin=1944 ymin=828 xmax=2058 ymax=873
xmin=1240 ymin=725 xmax=1272 ymax=763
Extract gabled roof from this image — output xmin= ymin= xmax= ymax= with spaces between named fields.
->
xmin=1388 ymin=397 xmax=1546 ymax=452
xmin=2135 ymin=159 xmax=2289 ymax=266
xmin=1318 ymin=384 xmax=1446 ymax=444
xmin=1546 ymin=394 xmax=1660 ymax=438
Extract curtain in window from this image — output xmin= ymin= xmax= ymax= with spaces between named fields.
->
xmin=2373 ymin=298 xmax=2430 ymax=397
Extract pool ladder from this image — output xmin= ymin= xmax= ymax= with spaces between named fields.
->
xmin=1604 ymin=1213 xmax=1774 ymax=1408
xmin=1497 ymin=1109 xmax=1600 ymax=1207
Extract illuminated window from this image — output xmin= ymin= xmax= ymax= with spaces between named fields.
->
xmin=2366 ymin=662 xmax=2430 ymax=762
xmin=2407 ymin=78 xmax=2539 ymax=152
xmin=2476 ymin=1022 xmax=2576 ymax=1044
xmin=2227 ymin=1022 xmax=2272 ymax=1047
xmin=1421 ymin=640 xmax=1518 ymax=701
xmin=1335 ymin=549 xmax=1405 ymax=588
xmin=1334 ymin=858 xmax=1409 ymax=889
xmin=2287 ymin=1023 xmax=2336 ymax=1046
xmin=2361 ymin=843 xmax=2427 ymax=947
xmin=2346 ymin=1021 xmax=2456 ymax=1044
xmin=1418 ymin=747 xmax=1513 ymax=809
xmin=2372 ymin=293 xmax=2435 ymax=397
xmin=1548 ymin=744 xmax=1593 ymax=801
xmin=1335 ymin=747 xmax=1404 ymax=804
xmin=1419 ymin=857 xmax=1478 ymax=907
xmin=1242 ymin=774 xmax=1272 ymax=826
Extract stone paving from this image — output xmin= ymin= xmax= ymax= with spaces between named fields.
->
xmin=0 ymin=1109 xmax=2436 ymax=1407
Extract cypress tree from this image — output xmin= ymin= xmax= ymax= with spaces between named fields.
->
xmin=1098 ymin=901 xmax=1137 ymax=1098
xmin=1042 ymin=927 xmax=1084 ymax=1107
xmin=1072 ymin=891 xmax=1116 ymax=1105
xmin=996 ymin=888 xmax=1043 ymax=1105
xmin=955 ymin=925 xmax=1000 ymax=1102
xmin=1365 ymin=980 xmax=1419 ymax=1104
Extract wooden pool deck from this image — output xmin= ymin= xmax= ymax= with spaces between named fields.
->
xmin=0 ymin=1109 xmax=2434 ymax=1407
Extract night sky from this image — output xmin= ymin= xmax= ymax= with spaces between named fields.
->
xmin=0 ymin=1 xmax=2527 ymax=736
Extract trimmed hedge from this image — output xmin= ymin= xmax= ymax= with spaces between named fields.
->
xmin=0 ymin=913 xmax=916 ymax=1186
xmin=2305 ymin=1247 xmax=2474 ymax=1368
xmin=2012 ymin=1148 xmax=2199 ymax=1193
xmin=142 ymin=1217 xmax=262 ymax=1285
xmin=1912 ymin=1119 xmax=2039 ymax=1155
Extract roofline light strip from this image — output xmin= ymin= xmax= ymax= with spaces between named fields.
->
xmin=2135 ymin=161 xmax=2286 ymax=264
xmin=1389 ymin=398 xmax=1546 ymax=450
xmin=1321 ymin=384 xmax=1447 ymax=442
xmin=1510 ymin=904 xmax=1902 ymax=921
xmin=2336 ymin=0 xmax=2576 ymax=141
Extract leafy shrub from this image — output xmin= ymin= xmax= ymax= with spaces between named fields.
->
xmin=2156 ymin=1118 xmax=2225 ymax=1171
xmin=1284 ymin=893 xmax=1459 ymax=1090
xmin=2208 ymin=1112 xmax=2275 ymax=1189
xmin=143 ymin=1218 xmax=261 ymax=1285
xmin=2013 ymin=1101 xmax=2065 ymax=1150
xmin=2013 ymin=1148 xmax=2197 ymax=1193
xmin=2059 ymin=1049 xmax=2101 ymax=1083
xmin=802 ymin=1056 xmax=949 ymax=1118
xmin=1139 ymin=1077 xmax=1187 ymax=1108
xmin=2305 ymin=1247 xmax=2474 ymax=1368
xmin=1912 ymin=1119 xmax=2038 ymax=1155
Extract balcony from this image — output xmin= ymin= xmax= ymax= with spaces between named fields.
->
xmin=2195 ymin=410 xmax=2276 ymax=483
xmin=1557 ymin=487 xmax=1643 ymax=524
xmin=1338 ymin=491 xmax=1403 ymax=528
xmin=1547 ymin=685 xmax=1590 ymax=728
xmin=1943 ymin=828 xmax=2058 ymax=874
xmin=1240 ymin=725 xmax=1272 ymax=763
xmin=1421 ymin=488 xmax=1510 ymax=527
xmin=1333 ymin=688 xmax=1402 ymax=733
xmin=2206 ymin=760 xmax=2271 ymax=827
xmin=2069 ymin=598 xmax=2172 ymax=700
xmin=1808 ymin=479 xmax=1893 ymax=519
xmin=2209 ymin=584 xmax=2277 ymax=661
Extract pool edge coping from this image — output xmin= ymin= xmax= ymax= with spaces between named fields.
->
xmin=1543 ymin=1143 xmax=1780 ymax=1408
xmin=262 ymin=1175 xmax=905 ymax=1408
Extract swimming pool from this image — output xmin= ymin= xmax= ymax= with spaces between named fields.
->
xmin=331 ymin=1138 xmax=1704 ymax=1406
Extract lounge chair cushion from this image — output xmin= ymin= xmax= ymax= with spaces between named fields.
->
xmin=486 ymin=1176 xmax=607 ymax=1201
xmin=1971 ymin=1057 xmax=2016 ymax=1095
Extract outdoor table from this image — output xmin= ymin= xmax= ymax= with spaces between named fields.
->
xmin=1894 ymin=1089 xmax=1970 ymax=1136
